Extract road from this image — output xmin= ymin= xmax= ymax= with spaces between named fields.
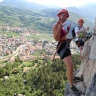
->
xmin=0 ymin=45 xmax=25 ymax=62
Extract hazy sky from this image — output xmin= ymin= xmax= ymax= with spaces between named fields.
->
xmin=0 ymin=0 xmax=96 ymax=7
xmin=24 ymin=0 xmax=96 ymax=7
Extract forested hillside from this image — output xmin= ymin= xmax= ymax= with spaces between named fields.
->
xmin=0 ymin=55 xmax=81 ymax=96
xmin=0 ymin=5 xmax=94 ymax=34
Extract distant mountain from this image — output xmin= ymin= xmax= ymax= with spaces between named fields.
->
xmin=79 ymin=2 xmax=96 ymax=18
xmin=0 ymin=0 xmax=95 ymax=33
xmin=67 ymin=3 xmax=96 ymax=20
xmin=0 ymin=5 xmax=59 ymax=33
xmin=1 ymin=0 xmax=96 ymax=20
xmin=0 ymin=5 xmax=94 ymax=34
xmin=66 ymin=7 xmax=81 ymax=13
xmin=0 ymin=0 xmax=60 ymax=9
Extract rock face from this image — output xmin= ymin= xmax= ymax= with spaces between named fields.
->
xmin=65 ymin=20 xmax=96 ymax=96
xmin=85 ymin=73 xmax=96 ymax=96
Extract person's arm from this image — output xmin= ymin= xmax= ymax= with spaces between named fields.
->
xmin=52 ymin=23 xmax=62 ymax=41
xmin=75 ymin=27 xmax=89 ymax=34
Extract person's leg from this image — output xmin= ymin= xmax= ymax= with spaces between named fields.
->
xmin=63 ymin=56 xmax=74 ymax=87
xmin=63 ymin=56 xmax=81 ymax=95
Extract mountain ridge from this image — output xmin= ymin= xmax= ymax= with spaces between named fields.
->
xmin=0 ymin=0 xmax=96 ymax=20
xmin=0 ymin=5 xmax=94 ymax=34
xmin=0 ymin=0 xmax=60 ymax=9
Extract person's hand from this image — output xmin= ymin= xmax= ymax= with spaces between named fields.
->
xmin=85 ymin=27 xmax=89 ymax=31
xmin=59 ymin=13 xmax=66 ymax=23
xmin=67 ymin=26 xmax=70 ymax=32
xmin=87 ymin=27 xmax=89 ymax=30
xmin=66 ymin=24 xmax=71 ymax=33
xmin=57 ymin=14 xmax=64 ymax=27
xmin=59 ymin=14 xmax=63 ymax=21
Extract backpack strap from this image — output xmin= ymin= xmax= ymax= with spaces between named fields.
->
xmin=76 ymin=26 xmax=80 ymax=30
xmin=52 ymin=42 xmax=63 ymax=61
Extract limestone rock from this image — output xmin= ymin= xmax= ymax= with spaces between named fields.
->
xmin=65 ymin=20 xmax=96 ymax=96
xmin=76 ymin=35 xmax=96 ymax=87
xmin=82 ymin=40 xmax=91 ymax=58
xmin=85 ymin=73 xmax=96 ymax=96
xmin=89 ymin=36 xmax=96 ymax=60
xmin=64 ymin=83 xmax=85 ymax=96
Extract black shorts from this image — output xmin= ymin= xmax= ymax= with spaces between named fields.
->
xmin=57 ymin=41 xmax=71 ymax=59
xmin=76 ymin=40 xmax=84 ymax=48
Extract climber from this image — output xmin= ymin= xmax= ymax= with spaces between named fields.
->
xmin=52 ymin=9 xmax=83 ymax=95
xmin=75 ymin=18 xmax=89 ymax=57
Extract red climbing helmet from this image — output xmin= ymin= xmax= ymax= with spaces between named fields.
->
xmin=78 ymin=18 xmax=84 ymax=23
xmin=57 ymin=9 xmax=69 ymax=18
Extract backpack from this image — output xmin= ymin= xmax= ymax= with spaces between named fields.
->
xmin=72 ymin=26 xmax=80 ymax=38
xmin=72 ymin=28 xmax=76 ymax=38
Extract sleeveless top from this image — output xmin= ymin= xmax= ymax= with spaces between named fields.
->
xmin=60 ymin=28 xmax=66 ymax=38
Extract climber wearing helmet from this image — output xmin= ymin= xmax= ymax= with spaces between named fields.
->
xmin=75 ymin=18 xmax=89 ymax=57
xmin=52 ymin=9 xmax=82 ymax=95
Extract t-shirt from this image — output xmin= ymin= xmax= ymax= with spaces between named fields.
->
xmin=75 ymin=26 xmax=85 ymax=41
